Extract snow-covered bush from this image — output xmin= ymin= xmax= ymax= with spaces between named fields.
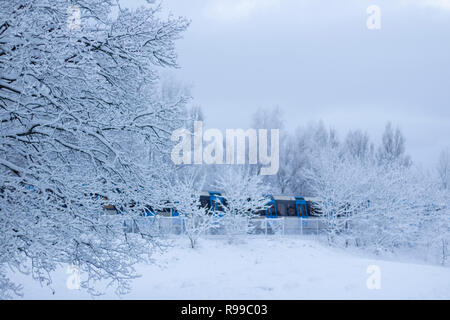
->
xmin=167 ymin=170 xmax=216 ymax=248
xmin=425 ymin=188 xmax=450 ymax=265
xmin=214 ymin=167 xmax=269 ymax=242
xmin=302 ymin=146 xmax=447 ymax=257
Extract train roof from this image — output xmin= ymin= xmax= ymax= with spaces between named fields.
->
xmin=272 ymin=195 xmax=296 ymax=201
xmin=304 ymin=197 xmax=321 ymax=202
xmin=199 ymin=192 xmax=321 ymax=203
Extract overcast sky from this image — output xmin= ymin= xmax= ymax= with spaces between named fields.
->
xmin=125 ymin=0 xmax=450 ymax=168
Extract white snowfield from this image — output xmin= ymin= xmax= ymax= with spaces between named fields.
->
xmin=11 ymin=237 xmax=450 ymax=300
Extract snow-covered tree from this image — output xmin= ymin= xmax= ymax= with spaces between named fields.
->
xmin=167 ymin=169 xmax=216 ymax=249
xmin=274 ymin=134 xmax=305 ymax=194
xmin=0 ymin=0 xmax=188 ymax=298
xmin=344 ymin=130 xmax=374 ymax=162
xmin=214 ymin=167 xmax=269 ymax=240
xmin=250 ymin=106 xmax=306 ymax=194
xmin=437 ymin=148 xmax=450 ymax=190
xmin=427 ymin=189 xmax=450 ymax=265
xmin=376 ymin=122 xmax=411 ymax=166
xmin=251 ymin=106 xmax=284 ymax=132
xmin=288 ymin=122 xmax=340 ymax=195
xmin=302 ymin=145 xmax=430 ymax=253
xmin=250 ymin=109 xmax=345 ymax=196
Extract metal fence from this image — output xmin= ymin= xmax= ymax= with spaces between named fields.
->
xmin=127 ymin=216 xmax=328 ymax=237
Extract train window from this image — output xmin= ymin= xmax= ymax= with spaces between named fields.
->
xmin=221 ymin=198 xmax=228 ymax=210
xmin=200 ymin=199 xmax=208 ymax=208
xmin=212 ymin=199 xmax=224 ymax=212
xmin=308 ymin=203 xmax=321 ymax=216
xmin=297 ymin=204 xmax=308 ymax=217
xmin=267 ymin=203 xmax=276 ymax=216
xmin=200 ymin=196 xmax=210 ymax=209
xmin=277 ymin=203 xmax=287 ymax=216
xmin=156 ymin=208 xmax=171 ymax=217
xmin=288 ymin=205 xmax=296 ymax=216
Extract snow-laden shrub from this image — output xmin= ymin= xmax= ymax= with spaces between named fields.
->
xmin=303 ymin=147 xmax=450 ymax=261
xmin=214 ymin=167 xmax=269 ymax=243
xmin=166 ymin=170 xmax=217 ymax=248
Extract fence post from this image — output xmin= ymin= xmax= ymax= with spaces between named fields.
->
xmin=158 ymin=216 xmax=161 ymax=234
xmin=316 ymin=219 xmax=319 ymax=238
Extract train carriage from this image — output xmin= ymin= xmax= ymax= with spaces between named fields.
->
xmin=257 ymin=195 xmax=313 ymax=218
xmin=197 ymin=192 xmax=321 ymax=220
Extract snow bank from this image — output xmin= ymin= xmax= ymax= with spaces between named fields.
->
xmin=10 ymin=237 xmax=450 ymax=299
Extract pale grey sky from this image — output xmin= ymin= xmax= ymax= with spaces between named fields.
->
xmin=126 ymin=0 xmax=450 ymax=168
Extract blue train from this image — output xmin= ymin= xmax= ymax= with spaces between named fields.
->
xmin=102 ymin=191 xmax=321 ymax=218
xmin=198 ymin=192 xmax=321 ymax=218
xmin=132 ymin=192 xmax=320 ymax=218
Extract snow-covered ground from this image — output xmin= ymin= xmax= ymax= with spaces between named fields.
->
xmin=10 ymin=237 xmax=450 ymax=299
